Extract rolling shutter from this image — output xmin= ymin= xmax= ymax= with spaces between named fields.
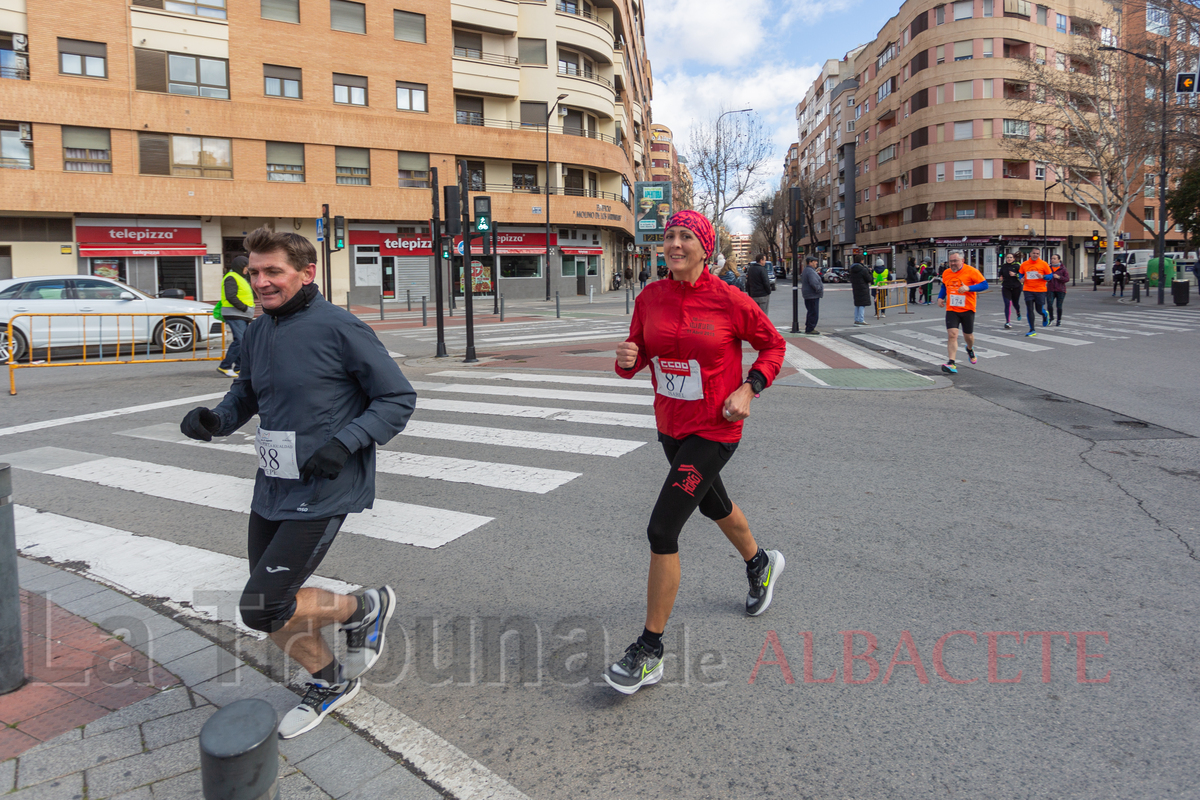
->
xmin=135 ymin=48 xmax=167 ymax=93
xmin=138 ymin=132 xmax=170 ymax=175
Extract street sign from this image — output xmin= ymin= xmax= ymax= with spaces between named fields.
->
xmin=1176 ymin=73 xmax=1197 ymax=93
xmin=634 ymin=182 xmax=672 ymax=246
xmin=316 ymin=218 xmax=325 ymax=242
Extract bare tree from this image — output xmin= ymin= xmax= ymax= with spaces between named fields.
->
xmin=672 ymin=157 xmax=695 ymax=211
xmin=684 ymin=108 xmax=774 ymax=236
xmin=749 ymin=190 xmax=786 ymax=265
xmin=790 ymin=172 xmax=824 ymax=258
xmin=1005 ymin=21 xmax=1164 ymax=274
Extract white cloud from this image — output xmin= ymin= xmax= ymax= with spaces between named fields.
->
xmin=643 ymin=0 xmax=772 ymax=67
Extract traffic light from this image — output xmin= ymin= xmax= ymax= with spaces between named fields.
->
xmin=1176 ymin=73 xmax=1197 ymax=93
xmin=760 ymin=202 xmax=772 ymax=217
xmin=473 ymin=196 xmax=492 ymax=234
xmin=443 ymin=186 xmax=461 ymax=235
xmin=441 ymin=238 xmax=451 ymax=260
xmin=1092 ymin=230 xmax=1100 ymax=245
xmin=333 ymin=216 xmax=345 ymax=251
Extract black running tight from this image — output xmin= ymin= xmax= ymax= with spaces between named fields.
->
xmin=646 ymin=434 xmax=737 ymax=555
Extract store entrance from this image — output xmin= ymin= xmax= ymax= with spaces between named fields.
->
xmin=158 ymin=257 xmax=198 ymax=299
xmin=382 ymin=256 xmax=395 ymax=299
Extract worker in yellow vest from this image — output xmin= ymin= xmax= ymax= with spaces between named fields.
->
xmin=872 ymin=258 xmax=889 ymax=317
xmin=217 ymin=255 xmax=254 ymax=377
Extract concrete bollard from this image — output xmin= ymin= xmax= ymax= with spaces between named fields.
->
xmin=500 ymin=294 xmax=505 ymax=321
xmin=626 ymin=287 xmax=630 ymax=315
xmin=407 ymin=289 xmax=412 ymax=311
xmin=0 ymin=464 xmax=24 ymax=695
xmin=589 ymin=286 xmax=594 ymax=304
xmin=379 ymin=293 xmax=385 ymax=321
xmin=422 ymin=296 xmax=427 ymax=326
xmin=556 ymin=291 xmax=560 ymax=319
xmin=200 ymin=698 xmax=279 ymax=800
xmin=346 ymin=293 xmax=351 ymax=313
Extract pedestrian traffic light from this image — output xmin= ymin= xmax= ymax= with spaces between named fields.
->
xmin=1176 ymin=73 xmax=1197 ymax=93
xmin=441 ymin=238 xmax=451 ymax=260
xmin=443 ymin=186 xmax=461 ymax=235
xmin=473 ymin=196 xmax=492 ymax=234
xmin=333 ymin=216 xmax=345 ymax=251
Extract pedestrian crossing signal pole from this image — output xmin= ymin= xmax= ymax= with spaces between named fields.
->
xmin=430 ymin=168 xmax=448 ymax=358
xmin=320 ymin=204 xmax=332 ymax=301
xmin=459 ymin=161 xmax=478 ymax=363
xmin=789 ymin=187 xmax=802 ymax=334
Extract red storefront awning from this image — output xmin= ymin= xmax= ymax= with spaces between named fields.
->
xmin=560 ymin=247 xmax=603 ymax=255
xmin=78 ymin=245 xmax=208 ymax=257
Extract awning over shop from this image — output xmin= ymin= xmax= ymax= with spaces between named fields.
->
xmin=78 ymin=245 xmax=208 ymax=257
xmin=560 ymin=247 xmax=603 ymax=255
xmin=866 ymin=247 xmax=893 ymax=254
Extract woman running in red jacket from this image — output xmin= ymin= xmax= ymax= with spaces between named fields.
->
xmin=604 ymin=210 xmax=788 ymax=695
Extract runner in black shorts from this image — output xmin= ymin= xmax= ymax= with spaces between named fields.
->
xmin=945 ymin=309 xmax=975 ymax=335
xmin=937 ymin=250 xmax=988 ymax=374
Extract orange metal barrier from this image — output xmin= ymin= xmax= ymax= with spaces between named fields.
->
xmin=6 ymin=312 xmax=226 ymax=395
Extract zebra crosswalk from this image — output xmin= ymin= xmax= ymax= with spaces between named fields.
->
xmin=4 ymin=370 xmax=657 ymax=636
xmin=385 ymin=317 xmax=632 ymax=350
xmin=848 ymin=306 xmax=1199 ymax=366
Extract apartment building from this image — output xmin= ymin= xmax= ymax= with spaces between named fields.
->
xmin=729 ymin=232 xmax=752 ymax=264
xmin=785 ymin=0 xmax=1187 ymax=280
xmin=0 ymin=0 xmax=657 ymax=303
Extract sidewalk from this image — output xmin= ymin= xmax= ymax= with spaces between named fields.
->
xmin=1 ymin=558 xmax=453 ymax=799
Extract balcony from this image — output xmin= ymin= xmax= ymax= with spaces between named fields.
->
xmin=554 ymin=3 xmax=614 ymax=62
xmin=555 ymin=3 xmax=612 ymax=32
xmin=453 ymin=47 xmax=518 ymax=66
xmin=557 ymin=64 xmax=613 ymax=90
xmin=451 ymin=115 xmax=620 ymax=146
xmin=450 ymin=0 xmax=518 ymax=35
xmin=453 ymin=48 xmax=519 ymax=97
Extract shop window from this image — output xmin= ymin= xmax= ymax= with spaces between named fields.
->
xmin=336 ymin=146 xmax=370 ymax=185
xmin=262 ymin=0 xmax=299 ymax=22
xmin=58 ymin=39 xmax=106 ymax=78
xmin=518 ymin=38 xmax=547 ymax=65
xmin=62 ymin=126 xmax=111 ymax=173
xmin=266 ymin=141 xmax=304 ymax=182
xmin=0 ymin=122 xmax=33 ymax=170
xmin=135 ymin=49 xmax=228 ymax=99
xmin=334 ymin=73 xmax=368 ymax=105
xmin=500 ymin=255 xmax=542 ymax=279
xmin=264 ymin=64 xmax=301 ymax=98
xmin=396 ymin=81 xmax=426 ymax=112
xmin=512 ymin=163 xmax=539 ymax=191
xmin=398 ymin=151 xmax=429 ymax=188
xmin=331 ymin=0 xmax=366 ymax=33
xmin=394 ymin=9 xmax=426 ymax=43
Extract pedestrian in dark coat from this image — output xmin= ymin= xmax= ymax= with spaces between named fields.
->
xmin=849 ymin=260 xmax=872 ymax=325
xmin=906 ymin=259 xmax=919 ymax=304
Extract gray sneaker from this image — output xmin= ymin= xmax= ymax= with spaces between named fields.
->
xmin=278 ymin=678 xmax=360 ymax=739
xmin=746 ymin=550 xmax=785 ymax=617
xmin=342 ymin=586 xmax=395 ymax=681
xmin=603 ymin=640 xmax=664 ymax=695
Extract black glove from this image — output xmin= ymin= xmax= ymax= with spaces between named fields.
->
xmin=180 ymin=407 xmax=220 ymax=442
xmin=300 ymin=439 xmax=352 ymax=483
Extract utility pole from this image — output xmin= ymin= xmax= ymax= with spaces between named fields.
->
xmin=430 ymin=167 xmax=447 ymax=358
xmin=459 ymin=160 xmax=478 ymax=363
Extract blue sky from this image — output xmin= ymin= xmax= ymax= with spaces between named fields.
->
xmin=643 ymin=0 xmax=903 ymax=232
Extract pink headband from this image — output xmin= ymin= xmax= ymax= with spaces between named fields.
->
xmin=664 ymin=210 xmax=716 ymax=259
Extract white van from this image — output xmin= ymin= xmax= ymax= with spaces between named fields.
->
xmin=1099 ymin=249 xmax=1197 ymax=281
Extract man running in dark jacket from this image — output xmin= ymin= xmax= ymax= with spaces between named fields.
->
xmin=180 ymin=228 xmax=416 ymax=739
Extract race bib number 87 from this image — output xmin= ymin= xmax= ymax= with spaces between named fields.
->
xmin=652 ymin=357 xmax=704 ymax=401
xmin=255 ymin=428 xmax=299 ymax=480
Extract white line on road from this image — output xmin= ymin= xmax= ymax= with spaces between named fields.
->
xmin=1013 ymin=330 xmax=1093 ymax=345
xmin=809 ymin=336 xmax=899 ymax=369
xmin=923 ymin=327 xmax=1052 ymax=352
xmin=852 ymin=334 xmax=944 ymax=365
xmin=410 ymin=381 xmax=653 ymax=406
xmin=429 ymin=370 xmax=652 ymax=389
xmin=1058 ymin=318 xmax=1161 ymax=336
xmin=13 ymin=505 xmax=358 ymax=637
xmin=118 ymin=424 xmax=581 ymax=494
xmin=415 ymin=398 xmax=657 ymax=429
xmin=1074 ymin=313 xmax=1191 ymax=331
xmin=893 ymin=329 xmax=1007 ymax=358
xmin=399 ymin=421 xmax=645 ymax=457
xmin=782 ymin=343 xmax=830 ymax=386
xmin=0 ymin=393 xmax=226 ymax=438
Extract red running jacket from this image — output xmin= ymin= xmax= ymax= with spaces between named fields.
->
xmin=615 ymin=268 xmax=786 ymax=443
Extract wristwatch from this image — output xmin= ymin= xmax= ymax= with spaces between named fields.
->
xmin=744 ymin=374 xmax=765 ymax=396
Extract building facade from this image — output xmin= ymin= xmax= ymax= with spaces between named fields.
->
xmin=0 ymin=0 xmax=658 ymax=303
xmin=782 ymin=0 xmax=1188 ymax=280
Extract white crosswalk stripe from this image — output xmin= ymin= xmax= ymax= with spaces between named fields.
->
xmin=410 ymin=380 xmax=653 ymax=406
xmin=416 ymin=398 xmax=656 ymax=429
xmin=399 ymin=420 xmax=644 ymax=457
xmin=430 ymin=370 xmax=652 ymax=389
xmin=852 ymin=334 xmax=945 ymax=365
xmin=893 ymin=329 xmax=1007 ymax=358
xmin=930 ymin=328 xmax=1052 ymax=351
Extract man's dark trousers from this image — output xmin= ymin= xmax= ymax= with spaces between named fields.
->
xmin=804 ymin=298 xmax=820 ymax=333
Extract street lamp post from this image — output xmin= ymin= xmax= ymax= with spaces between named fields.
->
xmin=546 ymin=93 xmax=568 ymax=301
xmin=713 ymin=108 xmax=753 ymax=253
xmin=1043 ymin=179 xmax=1061 ymax=257
xmin=1100 ymin=42 xmax=1169 ymax=305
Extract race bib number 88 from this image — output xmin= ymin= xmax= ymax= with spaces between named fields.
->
xmin=652 ymin=357 xmax=704 ymax=401
xmin=255 ymin=427 xmax=299 ymax=480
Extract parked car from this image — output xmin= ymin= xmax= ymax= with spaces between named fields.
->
xmin=0 ymin=275 xmax=215 ymax=362
xmin=821 ymin=267 xmax=847 ymax=283
xmin=773 ymin=263 xmax=788 ymax=279
xmin=763 ymin=262 xmax=777 ymax=290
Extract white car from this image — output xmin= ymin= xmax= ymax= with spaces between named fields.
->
xmin=1 ymin=275 xmax=215 ymax=362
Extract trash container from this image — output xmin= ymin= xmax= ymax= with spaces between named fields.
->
xmin=1173 ymin=278 xmax=1190 ymax=306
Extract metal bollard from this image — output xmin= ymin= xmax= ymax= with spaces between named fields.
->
xmin=379 ymin=292 xmax=385 ymax=321
xmin=346 ymin=293 xmax=351 ymax=313
xmin=407 ymin=289 xmax=412 ymax=311
xmin=1133 ymin=279 xmax=1141 ymax=303
xmin=500 ymin=294 xmax=505 ymax=321
xmin=589 ymin=286 xmax=594 ymax=304
xmin=626 ymin=287 xmax=630 ymax=315
xmin=555 ymin=291 xmax=561 ymax=318
xmin=0 ymin=464 xmax=24 ymax=695
xmin=422 ymin=296 xmax=427 ymax=326
xmin=200 ymin=698 xmax=279 ymax=800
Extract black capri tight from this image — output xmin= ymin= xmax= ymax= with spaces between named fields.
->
xmin=646 ymin=434 xmax=738 ymax=555
xmin=240 ymin=512 xmax=346 ymax=633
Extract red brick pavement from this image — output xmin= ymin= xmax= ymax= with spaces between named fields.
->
xmin=0 ymin=590 xmax=179 ymax=761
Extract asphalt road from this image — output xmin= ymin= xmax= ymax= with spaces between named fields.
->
xmin=2 ymin=287 xmax=1197 ymax=800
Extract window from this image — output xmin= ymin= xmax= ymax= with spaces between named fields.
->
xmin=1004 ymin=119 xmax=1030 ymax=137
xmin=521 ymin=101 xmax=548 ymax=127
xmin=331 ymin=0 xmax=366 ymax=33
xmin=512 ymin=163 xmax=538 ymax=191
xmin=937 ymin=85 xmax=945 ymax=104
xmin=1066 ymin=210 xmax=1077 ymax=221
xmin=138 ymin=132 xmax=232 ymax=179
xmin=398 ymin=151 xmax=429 ymax=188
xmin=335 ymin=146 xmax=370 ymax=185
xmin=954 ymin=80 xmax=972 ymax=101
xmin=864 ymin=187 xmax=871 ymax=201
xmin=954 ymin=121 xmax=973 ymax=140
xmin=518 ymin=38 xmax=547 ymax=64
xmin=262 ymin=0 xmax=300 ymax=22
xmin=955 ymin=202 xmax=977 ymax=219
xmin=983 ymin=39 xmax=993 ymax=58
xmin=1036 ymin=5 xmax=1047 ymax=25
xmin=394 ymin=10 xmax=426 ymax=42
xmin=453 ymin=30 xmax=482 ymax=59
xmin=954 ymin=40 xmax=973 ymax=60
xmin=1057 ymin=13 xmax=1067 ymax=33
xmin=1101 ymin=27 xmax=1114 ymax=46
xmin=936 ymin=5 xmax=945 ymax=24
xmin=1 ymin=122 xmax=33 ymax=170
xmin=954 ymin=0 xmax=972 ymax=20
xmin=162 ymin=0 xmax=226 ymax=18
xmin=982 ymin=160 xmax=993 ymax=178
xmin=1146 ymin=4 xmax=1169 ymax=35
xmin=983 ymin=119 xmax=993 ymax=136
xmin=936 ymin=163 xmax=946 ymax=181
xmin=1005 ymin=0 xmax=1031 ymax=17
xmin=937 ymin=45 xmax=945 ymax=64
xmin=264 ymin=64 xmax=301 ymax=98
xmin=1035 ymin=163 xmax=1045 ymax=180
xmin=846 ymin=120 xmax=856 ymax=132
xmin=911 ymin=126 xmax=929 ymax=148
xmin=334 ymin=73 xmax=367 ymax=105
xmin=135 ymin=50 xmax=229 ymax=99
xmin=983 ymin=0 xmax=993 ymax=17
xmin=456 ymin=96 xmax=484 ymax=126
xmin=1035 ymin=45 xmax=1045 ymax=64
xmin=62 ymin=127 xmax=111 ymax=172
xmin=396 ymin=81 xmax=426 ymax=112
xmin=266 ymin=141 xmax=304 ymax=182
xmin=954 ymin=160 xmax=973 ymax=180
xmin=501 ymin=255 xmax=542 ymax=279
xmin=878 ymin=144 xmax=897 ymax=163
xmin=847 ymin=96 xmax=855 ymax=107
xmin=465 ymin=161 xmax=485 ymax=191
xmin=983 ymin=79 xmax=993 ymax=99
xmin=58 ymin=39 xmax=106 ymax=78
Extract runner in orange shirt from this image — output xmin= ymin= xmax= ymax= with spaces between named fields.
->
xmin=1019 ymin=248 xmax=1051 ymax=336
xmin=936 ymin=250 xmax=988 ymax=374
